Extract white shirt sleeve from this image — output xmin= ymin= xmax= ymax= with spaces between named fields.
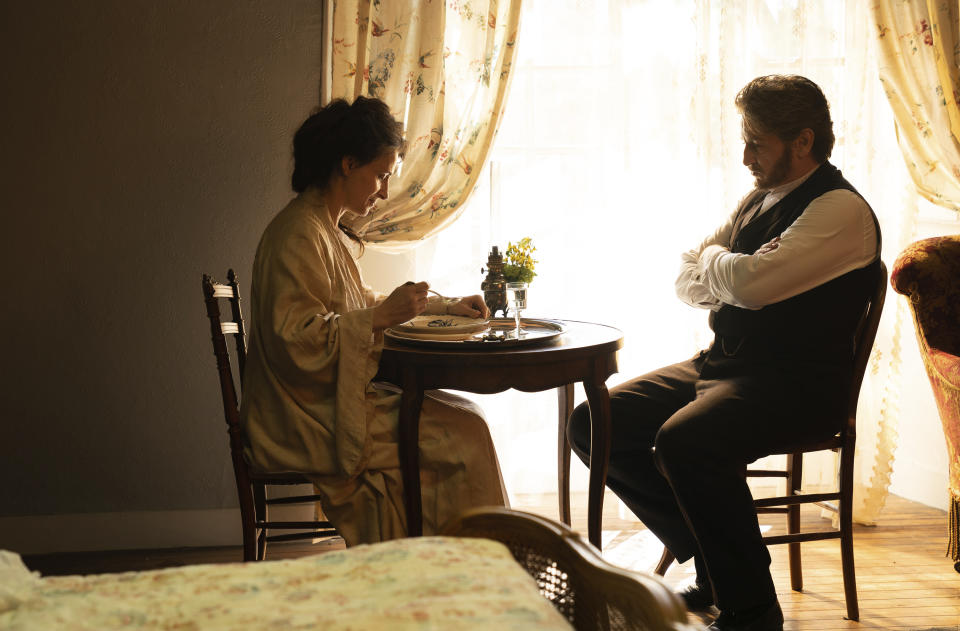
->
xmin=675 ymin=205 xmax=738 ymax=310
xmin=679 ymin=189 xmax=877 ymax=310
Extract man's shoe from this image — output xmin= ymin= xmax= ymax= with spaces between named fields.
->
xmin=707 ymin=601 xmax=784 ymax=631
xmin=677 ymin=581 xmax=715 ymax=612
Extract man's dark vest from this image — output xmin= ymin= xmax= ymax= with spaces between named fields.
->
xmin=708 ymin=162 xmax=881 ymax=361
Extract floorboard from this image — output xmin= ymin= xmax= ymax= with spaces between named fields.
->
xmin=20 ymin=492 xmax=960 ymax=630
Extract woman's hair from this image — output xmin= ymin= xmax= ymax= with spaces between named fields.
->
xmin=290 ymin=96 xmax=404 ymax=245
xmin=735 ymin=75 xmax=835 ymax=163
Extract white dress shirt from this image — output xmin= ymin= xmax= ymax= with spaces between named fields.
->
xmin=676 ymin=165 xmax=878 ymax=311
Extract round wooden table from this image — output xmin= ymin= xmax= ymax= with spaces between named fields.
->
xmin=376 ymin=319 xmax=623 ymax=549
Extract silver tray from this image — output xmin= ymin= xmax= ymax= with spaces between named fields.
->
xmin=385 ymin=318 xmax=565 ymax=349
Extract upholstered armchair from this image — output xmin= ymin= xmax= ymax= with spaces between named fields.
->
xmin=891 ymin=236 xmax=960 ymax=572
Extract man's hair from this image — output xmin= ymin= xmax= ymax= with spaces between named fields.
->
xmin=735 ymin=75 xmax=835 ymax=162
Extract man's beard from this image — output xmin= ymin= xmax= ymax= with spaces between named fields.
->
xmin=753 ymin=149 xmax=792 ymax=190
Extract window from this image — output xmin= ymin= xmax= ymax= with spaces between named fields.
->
xmin=418 ymin=0 xmax=918 ymax=500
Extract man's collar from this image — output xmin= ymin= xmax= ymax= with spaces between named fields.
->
xmin=764 ymin=162 xmax=822 ymax=197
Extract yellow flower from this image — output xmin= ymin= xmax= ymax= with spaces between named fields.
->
xmin=503 ymin=237 xmax=538 ymax=284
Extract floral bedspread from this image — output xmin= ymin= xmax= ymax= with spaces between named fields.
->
xmin=0 ymin=536 xmax=573 ymax=630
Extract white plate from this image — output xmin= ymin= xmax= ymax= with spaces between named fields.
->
xmin=393 ymin=315 xmax=490 ymax=335
xmin=385 ymin=329 xmax=487 ymax=341
xmin=386 ymin=318 xmax=565 ymax=348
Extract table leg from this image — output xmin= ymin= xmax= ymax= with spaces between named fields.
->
xmin=583 ymin=370 xmax=612 ymax=550
xmin=557 ymin=384 xmax=574 ymax=526
xmin=398 ymin=370 xmax=425 ymax=536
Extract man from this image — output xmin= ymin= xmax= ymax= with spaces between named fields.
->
xmin=567 ymin=75 xmax=880 ymax=631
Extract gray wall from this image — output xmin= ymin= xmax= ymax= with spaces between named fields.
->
xmin=0 ymin=1 xmax=322 ymax=533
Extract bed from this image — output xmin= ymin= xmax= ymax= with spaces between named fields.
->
xmin=1 ymin=508 xmax=694 ymax=631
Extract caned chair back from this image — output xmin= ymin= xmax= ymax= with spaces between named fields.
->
xmin=445 ymin=507 xmax=696 ymax=631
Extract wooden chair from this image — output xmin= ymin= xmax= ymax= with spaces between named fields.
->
xmin=444 ymin=506 xmax=695 ymax=631
xmin=202 ymin=269 xmax=338 ymax=561
xmin=649 ymin=261 xmax=888 ymax=622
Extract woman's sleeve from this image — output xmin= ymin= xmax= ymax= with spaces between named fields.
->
xmin=258 ymin=228 xmax=380 ymax=476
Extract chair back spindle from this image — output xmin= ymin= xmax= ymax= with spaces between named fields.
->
xmin=225 ymin=269 xmax=248 ymax=379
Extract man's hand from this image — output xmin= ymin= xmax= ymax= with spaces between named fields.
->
xmin=754 ymin=236 xmax=781 ymax=256
xmin=372 ymin=281 xmax=428 ymax=330
xmin=448 ymin=294 xmax=490 ymax=319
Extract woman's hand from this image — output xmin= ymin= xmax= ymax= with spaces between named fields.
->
xmin=448 ymin=294 xmax=490 ymax=319
xmin=372 ymin=281 xmax=429 ymax=330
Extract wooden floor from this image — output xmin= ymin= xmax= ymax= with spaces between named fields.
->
xmin=551 ymin=491 xmax=960 ymax=631
xmin=22 ymin=492 xmax=960 ymax=630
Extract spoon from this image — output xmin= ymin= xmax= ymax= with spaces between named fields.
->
xmin=403 ymin=281 xmax=452 ymax=301
xmin=428 ymin=288 xmax=452 ymax=300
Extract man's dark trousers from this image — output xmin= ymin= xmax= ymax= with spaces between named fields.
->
xmin=567 ymin=335 xmax=847 ymax=612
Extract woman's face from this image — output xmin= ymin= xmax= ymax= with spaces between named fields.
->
xmin=342 ymin=148 xmax=399 ymax=216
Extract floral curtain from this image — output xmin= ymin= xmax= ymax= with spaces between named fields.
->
xmin=321 ymin=0 xmax=523 ymax=249
xmin=872 ymin=0 xmax=960 ymax=212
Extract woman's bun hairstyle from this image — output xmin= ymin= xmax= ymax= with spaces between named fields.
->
xmin=291 ymin=96 xmax=405 ymax=193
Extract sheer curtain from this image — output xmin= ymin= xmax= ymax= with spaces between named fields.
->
xmin=417 ymin=0 xmax=916 ymax=524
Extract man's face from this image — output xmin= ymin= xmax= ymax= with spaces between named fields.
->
xmin=742 ymin=129 xmax=793 ymax=190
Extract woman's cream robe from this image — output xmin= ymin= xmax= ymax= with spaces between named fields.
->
xmin=239 ymin=190 xmax=507 ymax=546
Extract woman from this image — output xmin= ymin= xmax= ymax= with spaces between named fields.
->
xmin=239 ymin=96 xmax=508 ymax=546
